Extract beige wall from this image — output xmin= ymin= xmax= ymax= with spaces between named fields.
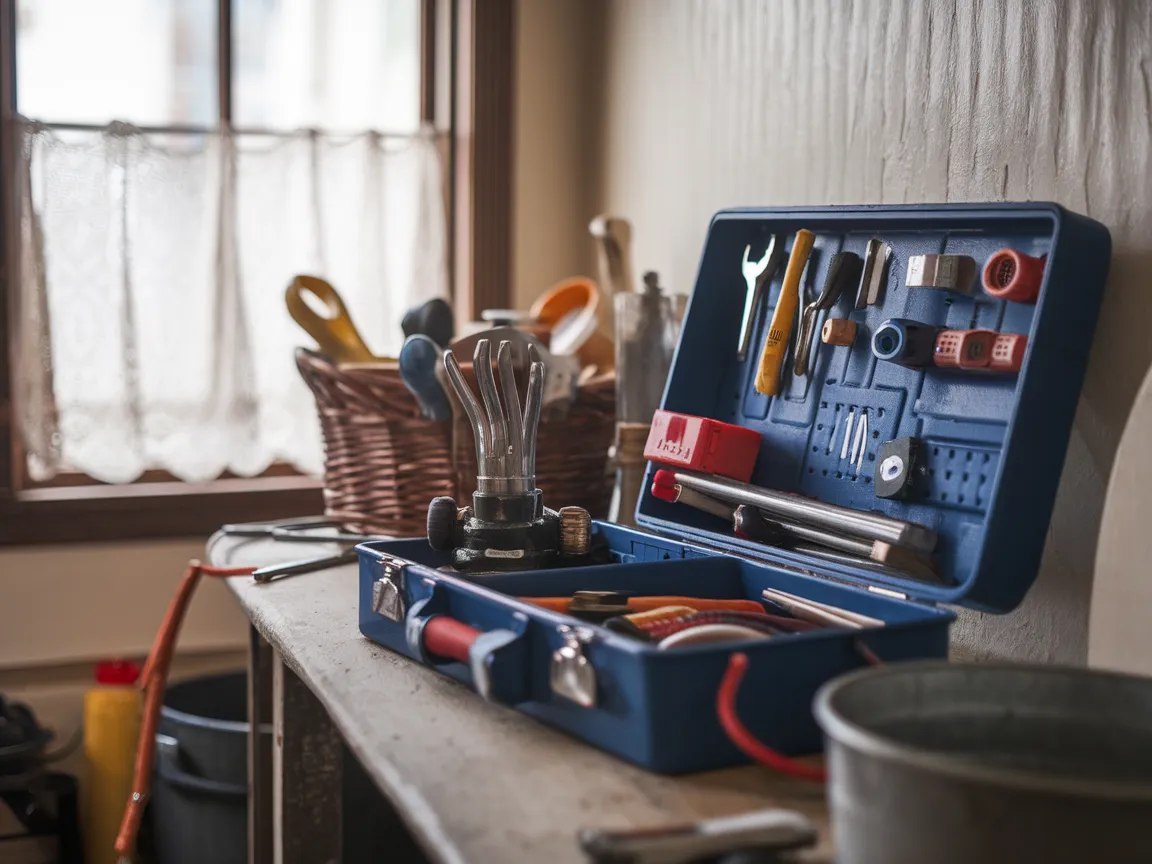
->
xmin=594 ymin=0 xmax=1152 ymax=663
xmin=512 ymin=0 xmax=603 ymax=309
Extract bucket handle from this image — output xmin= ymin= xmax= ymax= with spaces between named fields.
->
xmin=154 ymin=735 xmax=247 ymax=799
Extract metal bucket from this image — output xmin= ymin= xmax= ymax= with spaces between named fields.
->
xmin=814 ymin=661 xmax=1152 ymax=864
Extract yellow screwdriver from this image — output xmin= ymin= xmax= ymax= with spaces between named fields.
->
xmin=754 ymin=229 xmax=816 ymax=395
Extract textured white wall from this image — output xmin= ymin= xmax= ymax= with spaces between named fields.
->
xmin=598 ymin=0 xmax=1152 ymax=662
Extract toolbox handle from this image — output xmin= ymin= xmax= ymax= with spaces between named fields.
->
xmin=405 ymin=594 xmax=530 ymax=705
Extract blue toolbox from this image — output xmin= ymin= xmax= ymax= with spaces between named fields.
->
xmin=357 ymin=203 xmax=1111 ymax=774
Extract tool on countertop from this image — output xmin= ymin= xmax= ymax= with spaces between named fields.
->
xmin=644 ymin=410 xmax=762 ymax=483
xmin=578 ymin=808 xmax=818 ymax=864
xmin=854 ymin=238 xmax=892 ymax=308
xmin=610 ymin=271 xmax=681 ymax=526
xmin=427 ymin=339 xmax=591 ymax=572
xmin=982 ymin=248 xmax=1047 ymax=303
xmin=905 ymin=253 xmax=977 ymax=293
xmin=217 ymin=517 xmax=379 ymax=582
xmin=656 ymin=469 xmax=938 ymax=553
xmin=399 ymin=334 xmax=452 ymax=420
xmin=285 ymin=275 xmax=395 ymax=366
xmin=755 ymin=230 xmax=815 ymax=395
xmin=794 ymin=251 xmax=862 ymax=376
xmin=521 ymin=591 xmax=768 ymax=623
xmin=873 ymin=320 xmax=1028 ymax=372
xmin=401 ymin=297 xmax=455 ymax=348
xmin=738 ymin=235 xmax=787 ymax=359
xmin=820 ymin=317 xmax=856 ymax=347
xmin=875 ymin=437 xmax=920 ymax=499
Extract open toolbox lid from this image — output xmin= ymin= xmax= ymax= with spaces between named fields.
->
xmin=635 ymin=203 xmax=1111 ymax=612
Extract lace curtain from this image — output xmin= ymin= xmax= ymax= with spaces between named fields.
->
xmin=14 ymin=120 xmax=446 ymax=483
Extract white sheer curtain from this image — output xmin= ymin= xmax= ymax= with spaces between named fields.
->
xmin=14 ymin=120 xmax=446 ymax=484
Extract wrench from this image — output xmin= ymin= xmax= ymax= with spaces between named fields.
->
xmin=737 ymin=235 xmax=786 ymax=360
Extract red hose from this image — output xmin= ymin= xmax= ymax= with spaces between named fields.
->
xmin=115 ymin=561 xmax=256 ymax=859
xmin=716 ymin=652 xmax=828 ymax=783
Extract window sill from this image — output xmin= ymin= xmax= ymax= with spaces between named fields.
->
xmin=0 ymin=475 xmax=324 ymax=545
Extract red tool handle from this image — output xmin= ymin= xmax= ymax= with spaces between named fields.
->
xmin=423 ymin=616 xmax=482 ymax=663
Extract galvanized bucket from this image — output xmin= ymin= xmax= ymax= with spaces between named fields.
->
xmin=814 ymin=661 xmax=1152 ymax=864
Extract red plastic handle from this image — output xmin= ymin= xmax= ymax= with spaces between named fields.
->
xmin=422 ymin=616 xmax=481 ymax=663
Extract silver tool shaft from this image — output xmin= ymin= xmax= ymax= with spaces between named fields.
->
xmin=671 ymin=469 xmax=938 ymax=553
xmin=737 ymin=236 xmax=785 ymax=360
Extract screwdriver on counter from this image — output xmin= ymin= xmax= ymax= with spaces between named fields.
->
xmin=755 ymin=229 xmax=816 ymax=396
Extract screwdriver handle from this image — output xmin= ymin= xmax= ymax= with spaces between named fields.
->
xmin=754 ymin=229 xmax=815 ymax=395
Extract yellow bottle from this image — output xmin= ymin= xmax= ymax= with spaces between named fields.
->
xmin=84 ymin=660 xmax=142 ymax=864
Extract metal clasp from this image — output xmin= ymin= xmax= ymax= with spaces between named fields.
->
xmin=371 ymin=553 xmax=408 ymax=622
xmin=550 ymin=625 xmax=597 ymax=708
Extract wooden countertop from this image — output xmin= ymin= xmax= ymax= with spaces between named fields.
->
xmin=211 ymin=533 xmax=832 ymax=863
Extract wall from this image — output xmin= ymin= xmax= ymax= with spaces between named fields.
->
xmin=512 ymin=0 xmax=603 ymax=309
xmin=594 ymin=0 xmax=1152 ymax=662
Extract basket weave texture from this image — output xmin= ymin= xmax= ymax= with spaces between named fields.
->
xmin=296 ymin=349 xmax=615 ymax=537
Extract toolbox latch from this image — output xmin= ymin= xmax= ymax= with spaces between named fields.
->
xmin=550 ymin=625 xmax=597 ymax=708
xmin=371 ymin=553 xmax=408 ymax=622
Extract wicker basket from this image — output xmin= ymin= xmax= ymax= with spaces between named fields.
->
xmin=295 ymin=349 xmax=615 ymax=537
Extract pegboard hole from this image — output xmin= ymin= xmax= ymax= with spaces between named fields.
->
xmin=933 ymin=447 xmax=940 ymax=456
xmin=945 ymin=470 xmax=953 ymax=480
xmin=878 ymin=408 xmax=885 ymax=417
xmin=928 ymin=468 xmax=935 ymax=476
xmin=822 ymin=470 xmax=828 ymax=476
xmin=979 ymin=474 xmax=988 ymax=484
xmin=817 ymin=423 xmax=824 ymax=430
xmin=864 ymin=476 xmax=872 ymax=483
xmin=958 ymin=494 xmax=966 ymax=504
xmin=868 ymin=453 xmax=875 ymax=461
xmin=835 ymin=472 xmax=843 ymax=479
xmin=812 ymin=446 xmax=819 ymax=453
xmin=663 ymin=552 xmax=671 ymax=560
xmin=821 ymin=401 xmax=828 ymax=409
xmin=983 ymin=453 xmax=991 ymax=463
xmin=826 ymin=377 xmax=836 ymax=385
xmin=941 ymin=492 xmax=949 ymax=501
xmin=808 ymin=467 xmax=814 ymax=474
xmin=949 ymin=449 xmax=956 ymax=458
xmin=965 ymin=452 xmax=973 ymax=462
xmin=962 ymin=472 xmax=970 ymax=481
xmin=872 ymin=430 xmax=879 ymax=438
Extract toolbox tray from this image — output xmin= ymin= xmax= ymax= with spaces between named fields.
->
xmin=358 ymin=202 xmax=1110 ymax=773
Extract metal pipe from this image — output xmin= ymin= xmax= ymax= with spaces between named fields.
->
xmin=672 ymin=470 xmax=937 ymax=553
xmin=496 ymin=340 xmax=524 ymax=477
xmin=521 ymin=353 xmax=544 ymax=481
xmin=473 ymin=339 xmax=508 ymax=479
xmin=443 ymin=350 xmax=490 ymax=475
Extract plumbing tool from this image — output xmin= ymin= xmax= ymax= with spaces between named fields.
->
xmin=906 ymin=254 xmax=977 ymax=293
xmin=794 ymin=251 xmax=862 ymax=376
xmin=738 ymin=235 xmax=786 ymax=359
xmin=755 ymin=230 xmax=815 ymax=395
xmin=427 ymin=339 xmax=591 ymax=572
xmin=401 ymin=297 xmax=455 ymax=347
xmin=285 ymin=275 xmax=394 ymax=365
xmin=399 ymin=334 xmax=452 ymax=420
xmin=982 ymin=248 xmax=1047 ymax=303
xmin=579 ymin=808 xmax=817 ymax=864
xmin=854 ymin=238 xmax=892 ymax=308
xmin=658 ymin=469 xmax=938 ymax=552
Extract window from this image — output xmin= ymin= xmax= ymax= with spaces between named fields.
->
xmin=0 ymin=0 xmax=515 ymax=543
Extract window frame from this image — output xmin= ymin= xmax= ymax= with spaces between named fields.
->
xmin=0 ymin=0 xmax=515 ymax=544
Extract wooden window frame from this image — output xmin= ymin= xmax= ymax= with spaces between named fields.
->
xmin=0 ymin=0 xmax=514 ymax=545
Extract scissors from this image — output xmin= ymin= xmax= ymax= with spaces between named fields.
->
xmin=218 ymin=517 xmax=382 ymax=583
xmin=285 ymin=275 xmax=396 ymax=366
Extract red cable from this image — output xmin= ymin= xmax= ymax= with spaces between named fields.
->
xmin=716 ymin=652 xmax=828 ymax=783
